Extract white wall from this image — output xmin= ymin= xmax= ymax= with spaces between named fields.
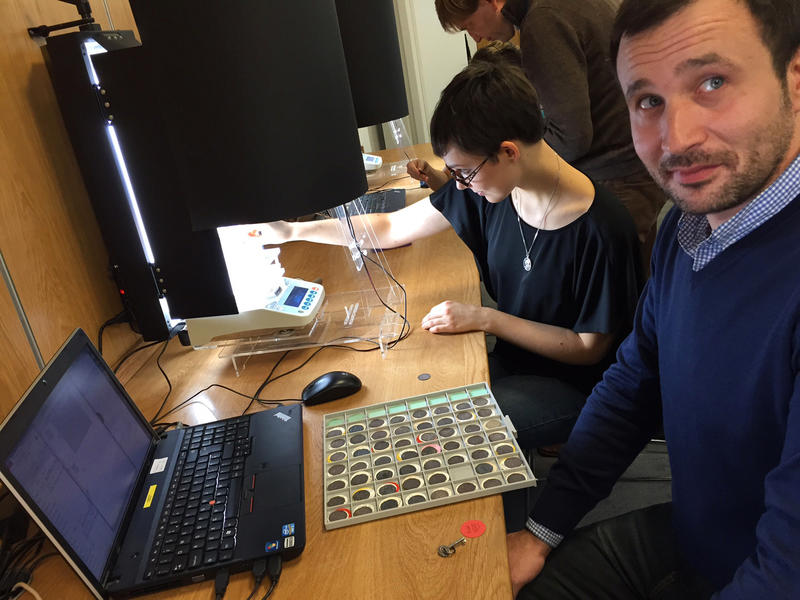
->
xmin=358 ymin=126 xmax=382 ymax=154
xmin=358 ymin=1 xmax=475 ymax=151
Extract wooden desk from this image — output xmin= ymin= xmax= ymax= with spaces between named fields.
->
xmin=31 ymin=146 xmax=512 ymax=599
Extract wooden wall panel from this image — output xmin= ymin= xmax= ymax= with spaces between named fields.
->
xmin=0 ymin=0 xmax=142 ymax=401
xmin=0 ymin=279 xmax=40 ymax=416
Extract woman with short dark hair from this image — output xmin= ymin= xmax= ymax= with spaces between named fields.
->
xmin=261 ymin=56 xmax=642 ymax=451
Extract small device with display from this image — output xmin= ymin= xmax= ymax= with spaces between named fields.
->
xmin=265 ymin=277 xmax=325 ymax=327
xmin=184 ymin=277 xmax=325 ymax=348
xmin=362 ymin=153 xmax=383 ymax=171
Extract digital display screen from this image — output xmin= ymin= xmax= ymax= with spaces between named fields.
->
xmin=5 ymin=348 xmax=152 ymax=579
xmin=284 ymin=286 xmax=308 ymax=308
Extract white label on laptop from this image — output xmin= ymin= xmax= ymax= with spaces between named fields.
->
xmin=274 ymin=412 xmax=291 ymax=422
xmin=284 ymin=536 xmax=295 ymax=549
xmin=149 ymin=457 xmax=168 ymax=474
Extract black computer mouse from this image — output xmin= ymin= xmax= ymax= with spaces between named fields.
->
xmin=301 ymin=371 xmax=362 ymax=406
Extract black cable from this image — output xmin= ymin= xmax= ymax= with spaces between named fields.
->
xmin=259 ymin=555 xmax=282 ymax=600
xmin=244 ymin=559 xmax=267 ymax=600
xmin=247 ymin=345 xmax=357 ymax=413
xmin=153 ymin=384 xmax=253 ymax=425
xmin=19 ymin=552 xmax=57 ymax=574
xmin=148 ymin=337 xmax=174 ymax=425
xmin=152 ymin=422 xmax=180 ymax=436
xmin=152 ymin=336 xmax=386 ymax=426
xmin=239 ymin=351 xmax=293 ymax=416
xmin=112 ymin=322 xmax=185 ymax=375
xmin=360 ymin=251 xmax=411 ymax=348
xmin=246 ymin=336 xmax=405 ymax=412
xmin=112 ymin=340 xmax=162 ymax=374
xmin=5 ymin=536 xmax=43 ymax=574
xmin=149 ymin=331 xmax=411 ymax=427
xmin=214 ymin=568 xmax=229 ymax=600
xmin=341 ymin=206 xmax=411 ymax=349
xmin=251 ymin=352 xmax=292 ymax=402
xmin=97 ymin=310 xmax=127 ymax=356
xmin=0 ymin=534 xmax=46 ymax=600
xmin=260 ymin=579 xmax=277 ymax=600
xmin=366 ymin=174 xmax=411 ymax=192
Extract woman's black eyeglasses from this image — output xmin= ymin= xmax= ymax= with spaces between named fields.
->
xmin=446 ymin=156 xmax=490 ymax=187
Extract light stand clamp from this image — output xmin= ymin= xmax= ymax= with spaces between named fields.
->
xmin=28 ymin=0 xmax=100 ymax=38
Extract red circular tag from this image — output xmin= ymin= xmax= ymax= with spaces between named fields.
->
xmin=460 ymin=519 xmax=486 ymax=538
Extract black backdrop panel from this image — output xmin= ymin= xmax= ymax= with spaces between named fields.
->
xmin=94 ymin=46 xmax=237 ymax=319
xmin=335 ymin=0 xmax=409 ymax=127
xmin=127 ymin=0 xmax=367 ymax=231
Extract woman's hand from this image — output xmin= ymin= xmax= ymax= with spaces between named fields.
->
xmin=406 ymin=159 xmax=450 ymax=192
xmin=421 ymin=301 xmax=486 ymax=334
xmin=407 ymin=159 xmax=431 ymax=184
xmin=248 ymin=221 xmax=294 ymax=245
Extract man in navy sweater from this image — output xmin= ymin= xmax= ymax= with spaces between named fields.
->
xmin=506 ymin=0 xmax=800 ymax=598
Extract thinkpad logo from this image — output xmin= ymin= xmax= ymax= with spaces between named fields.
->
xmin=274 ymin=412 xmax=291 ymax=422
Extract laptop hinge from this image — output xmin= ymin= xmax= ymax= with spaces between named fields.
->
xmin=100 ymin=433 xmax=166 ymax=589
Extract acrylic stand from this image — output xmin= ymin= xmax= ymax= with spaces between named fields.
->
xmin=366 ymin=119 xmax=416 ymax=187
xmin=202 ymin=194 xmax=408 ymax=376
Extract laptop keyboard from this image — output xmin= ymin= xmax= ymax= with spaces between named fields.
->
xmin=145 ymin=417 xmax=252 ymax=580
xmin=358 ymin=189 xmax=406 ymax=213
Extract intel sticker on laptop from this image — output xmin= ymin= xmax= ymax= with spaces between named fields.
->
xmin=281 ymin=523 xmax=295 ymax=536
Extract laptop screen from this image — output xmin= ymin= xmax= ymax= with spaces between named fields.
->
xmin=3 ymin=345 xmax=153 ymax=579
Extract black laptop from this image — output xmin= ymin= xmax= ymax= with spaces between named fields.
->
xmin=0 ymin=328 xmax=305 ymax=598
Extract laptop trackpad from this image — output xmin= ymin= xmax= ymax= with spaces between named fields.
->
xmin=252 ymin=465 xmax=302 ymax=510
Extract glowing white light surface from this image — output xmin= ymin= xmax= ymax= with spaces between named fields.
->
xmin=216 ymin=225 xmax=285 ymax=312
xmin=83 ymin=39 xmax=104 ymax=84
xmin=83 ymin=40 xmax=157 ymax=265
xmin=105 ymin=126 xmax=156 ymax=264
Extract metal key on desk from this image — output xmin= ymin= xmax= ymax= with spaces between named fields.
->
xmin=437 ymin=536 xmax=466 ymax=558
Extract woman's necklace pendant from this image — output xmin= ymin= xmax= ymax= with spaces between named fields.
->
xmin=523 ymin=256 xmax=532 ymax=271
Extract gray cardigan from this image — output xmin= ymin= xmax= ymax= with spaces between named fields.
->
xmin=502 ymin=0 xmax=644 ymax=180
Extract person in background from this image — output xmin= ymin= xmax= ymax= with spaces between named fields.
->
xmin=506 ymin=0 xmax=800 ymax=597
xmin=258 ymin=57 xmax=642 ymax=455
xmin=434 ymin=0 xmax=666 ymax=272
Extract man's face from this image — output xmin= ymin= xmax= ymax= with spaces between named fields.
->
xmin=459 ymin=0 xmax=513 ymax=43
xmin=616 ymin=0 xmax=800 ymax=221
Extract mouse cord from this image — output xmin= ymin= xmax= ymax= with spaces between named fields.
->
xmin=247 ymin=337 xmax=397 ymax=413
xmin=152 ymin=341 xmax=374 ymax=427
xmin=152 ymin=330 xmax=411 ymax=426
xmin=238 ymin=351 xmax=293 ymax=416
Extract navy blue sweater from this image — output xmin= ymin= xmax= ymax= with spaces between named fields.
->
xmin=530 ymin=194 xmax=800 ymax=597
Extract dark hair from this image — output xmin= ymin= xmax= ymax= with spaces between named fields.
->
xmin=430 ymin=60 xmax=545 ymax=158
xmin=471 ymin=40 xmax=523 ymax=69
xmin=434 ymin=0 xmax=480 ymax=32
xmin=611 ymin=0 xmax=800 ymax=77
